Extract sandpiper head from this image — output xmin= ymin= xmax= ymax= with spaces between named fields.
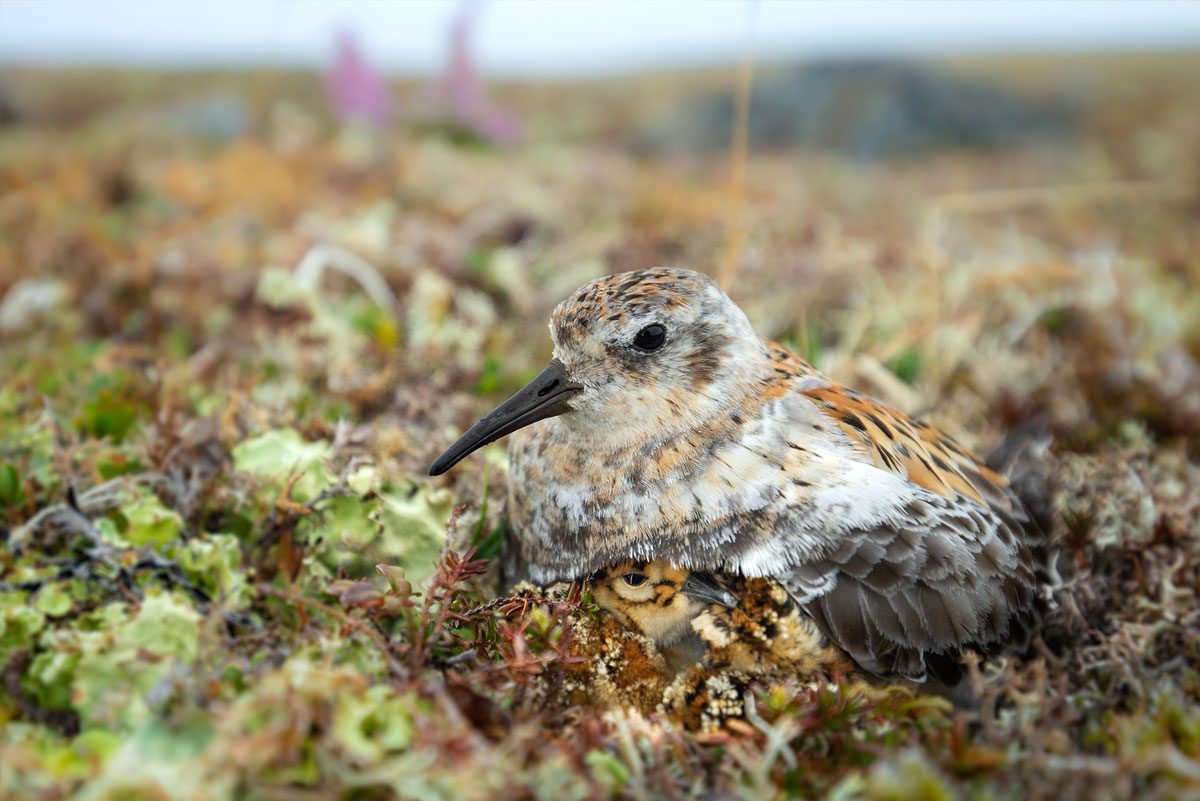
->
xmin=429 ymin=268 xmax=767 ymax=474
xmin=588 ymin=559 xmax=736 ymax=645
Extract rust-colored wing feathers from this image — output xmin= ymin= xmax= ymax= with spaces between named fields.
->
xmin=764 ymin=341 xmax=1009 ymax=509
xmin=802 ymin=383 xmax=1008 ymax=508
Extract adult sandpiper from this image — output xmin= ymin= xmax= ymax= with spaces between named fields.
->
xmin=430 ymin=267 xmax=1046 ymax=684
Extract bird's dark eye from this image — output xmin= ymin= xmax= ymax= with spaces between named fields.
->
xmin=622 ymin=572 xmax=648 ymax=587
xmin=632 ymin=323 xmax=666 ymax=352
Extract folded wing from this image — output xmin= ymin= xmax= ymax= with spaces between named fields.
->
xmin=775 ymin=367 xmax=1043 ymax=683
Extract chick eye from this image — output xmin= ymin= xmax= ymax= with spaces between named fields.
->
xmin=632 ymin=324 xmax=666 ymax=352
xmin=622 ymin=572 xmax=648 ymax=587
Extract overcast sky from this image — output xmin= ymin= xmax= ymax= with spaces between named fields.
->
xmin=1 ymin=0 xmax=1198 ymax=76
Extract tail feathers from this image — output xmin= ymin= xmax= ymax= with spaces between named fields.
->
xmin=986 ymin=417 xmax=1103 ymax=652
xmin=985 ymin=416 xmax=1055 ymax=538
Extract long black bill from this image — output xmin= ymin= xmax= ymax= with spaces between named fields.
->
xmin=681 ymin=573 xmax=737 ymax=609
xmin=428 ymin=359 xmax=582 ymax=476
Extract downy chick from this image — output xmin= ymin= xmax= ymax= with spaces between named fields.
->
xmin=587 ymin=559 xmax=735 ymax=673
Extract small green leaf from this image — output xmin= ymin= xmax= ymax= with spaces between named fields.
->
xmin=1038 ymin=305 xmax=1075 ymax=335
xmin=463 ymin=247 xmax=493 ymax=276
xmin=232 ymin=428 xmax=333 ymax=502
xmin=473 ymin=519 xmax=505 ymax=561
xmin=97 ymin=454 xmax=142 ymax=480
xmin=474 ymin=356 xmax=504 ymax=395
xmin=75 ymin=728 xmax=123 ymax=761
xmin=79 ymin=372 xmax=146 ymax=443
xmin=127 ymin=715 xmax=215 ymax=763
xmin=170 ymin=534 xmax=249 ymax=607
xmin=123 ymin=492 xmax=183 ymax=548
xmin=0 ymin=461 xmax=22 ymax=507
xmin=372 ymin=485 xmax=452 ymax=586
xmin=0 ymin=604 xmax=46 ymax=661
xmin=585 ymin=749 xmax=630 ymax=787
xmin=886 ymin=347 xmax=924 ymax=385
xmin=333 ymin=684 xmax=414 ymax=763
xmin=375 ymin=564 xmax=412 ymax=597
xmin=351 ymin=303 xmax=400 ymax=349
xmin=34 ymin=583 xmax=73 ymax=617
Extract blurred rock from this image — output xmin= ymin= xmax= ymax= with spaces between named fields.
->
xmin=150 ymin=92 xmax=249 ymax=142
xmin=0 ymin=84 xmax=21 ymax=127
xmin=640 ymin=60 xmax=1078 ymax=159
